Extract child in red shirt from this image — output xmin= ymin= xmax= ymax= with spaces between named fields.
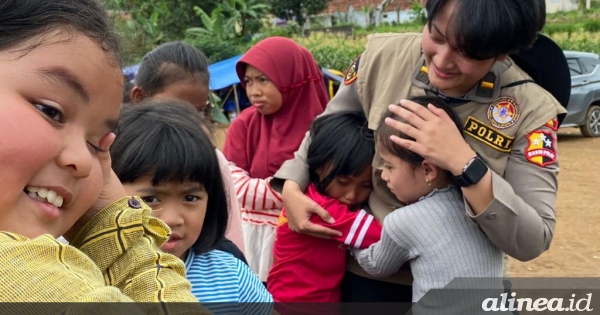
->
xmin=268 ymin=111 xmax=382 ymax=303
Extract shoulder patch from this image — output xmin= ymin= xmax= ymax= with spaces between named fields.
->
xmin=544 ymin=118 xmax=560 ymax=131
xmin=343 ymin=55 xmax=360 ymax=85
xmin=525 ymin=130 xmax=557 ymax=167
xmin=487 ymin=97 xmax=520 ymax=129
xmin=463 ymin=116 xmax=514 ymax=153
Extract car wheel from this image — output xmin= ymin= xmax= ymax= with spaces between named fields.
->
xmin=580 ymin=105 xmax=600 ymax=137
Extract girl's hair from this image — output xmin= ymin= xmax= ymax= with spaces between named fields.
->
xmin=308 ymin=111 xmax=375 ymax=196
xmin=0 ymin=0 xmax=120 ymax=65
xmin=111 ymin=100 xmax=228 ymax=254
xmin=426 ymin=0 xmax=541 ymax=60
xmin=135 ymin=41 xmax=209 ymax=97
xmin=377 ymin=96 xmax=462 ymax=168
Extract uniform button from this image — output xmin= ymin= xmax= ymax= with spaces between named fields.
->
xmin=487 ymin=213 xmax=497 ymax=220
xmin=128 ymin=198 xmax=141 ymax=209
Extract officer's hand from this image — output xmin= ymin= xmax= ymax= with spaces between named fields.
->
xmin=385 ymin=100 xmax=476 ymax=175
xmin=282 ymin=180 xmax=342 ymax=239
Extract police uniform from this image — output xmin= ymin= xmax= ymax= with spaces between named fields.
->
xmin=272 ymin=33 xmax=567 ymax=290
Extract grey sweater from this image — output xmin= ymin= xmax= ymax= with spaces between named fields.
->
xmin=355 ymin=185 xmax=503 ymax=303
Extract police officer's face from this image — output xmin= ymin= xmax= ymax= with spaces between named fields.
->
xmin=244 ymin=65 xmax=283 ymax=116
xmin=421 ymin=2 xmax=504 ymax=97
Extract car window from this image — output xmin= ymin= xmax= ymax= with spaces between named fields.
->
xmin=567 ymin=58 xmax=582 ymax=76
xmin=581 ymin=57 xmax=600 ymax=74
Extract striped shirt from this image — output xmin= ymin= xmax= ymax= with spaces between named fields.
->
xmin=185 ymin=249 xmax=273 ymax=315
xmin=229 ymin=163 xmax=283 ymax=227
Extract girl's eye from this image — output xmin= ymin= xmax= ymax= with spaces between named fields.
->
xmin=141 ymin=196 xmax=160 ymax=203
xmin=336 ymin=179 xmax=349 ymax=186
xmin=259 ymin=77 xmax=269 ymax=83
xmin=184 ymin=195 xmax=200 ymax=202
xmin=34 ymin=103 xmax=64 ymax=122
xmin=244 ymin=78 xmax=251 ymax=85
xmin=86 ymin=141 xmax=103 ymax=152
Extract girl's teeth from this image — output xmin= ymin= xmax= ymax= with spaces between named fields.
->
xmin=26 ymin=187 xmax=64 ymax=208
xmin=53 ymin=196 xmax=63 ymax=208
xmin=46 ymin=190 xmax=57 ymax=204
xmin=37 ymin=188 xmax=48 ymax=198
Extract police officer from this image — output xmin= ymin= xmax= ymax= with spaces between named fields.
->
xmin=271 ymin=0 xmax=567 ymax=302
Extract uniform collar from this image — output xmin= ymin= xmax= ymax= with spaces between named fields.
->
xmin=410 ymin=56 xmax=512 ymax=104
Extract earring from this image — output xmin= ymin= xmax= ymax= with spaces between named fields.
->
xmin=426 ymin=178 xmax=431 ymax=187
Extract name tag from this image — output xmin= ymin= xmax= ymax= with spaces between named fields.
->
xmin=463 ymin=116 xmax=514 ymax=153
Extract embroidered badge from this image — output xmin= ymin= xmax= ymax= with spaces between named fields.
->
xmin=544 ymin=118 xmax=560 ymax=131
xmin=487 ymin=97 xmax=520 ymax=129
xmin=463 ymin=116 xmax=515 ymax=153
xmin=343 ymin=55 xmax=360 ymax=85
xmin=525 ymin=130 xmax=557 ymax=167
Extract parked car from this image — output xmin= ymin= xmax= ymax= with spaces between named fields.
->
xmin=562 ymin=50 xmax=600 ymax=137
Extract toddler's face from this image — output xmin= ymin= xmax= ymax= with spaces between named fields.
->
xmin=0 ymin=32 xmax=123 ymax=238
xmin=379 ymin=148 xmax=430 ymax=205
xmin=318 ymin=165 xmax=373 ymax=210
xmin=124 ymin=177 xmax=208 ymax=260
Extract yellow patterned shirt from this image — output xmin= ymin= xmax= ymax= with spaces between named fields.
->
xmin=0 ymin=196 xmax=212 ymax=314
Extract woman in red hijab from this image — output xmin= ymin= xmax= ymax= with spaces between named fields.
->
xmin=223 ymin=37 xmax=328 ymax=282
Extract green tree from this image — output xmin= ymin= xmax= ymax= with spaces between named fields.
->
xmin=269 ymin=0 xmax=332 ymax=27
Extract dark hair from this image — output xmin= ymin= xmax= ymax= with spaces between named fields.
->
xmin=0 ymin=0 xmax=121 ymax=65
xmin=426 ymin=0 xmax=541 ymax=60
xmin=135 ymin=41 xmax=209 ymax=96
xmin=308 ymin=111 xmax=375 ymax=196
xmin=111 ymin=100 xmax=228 ymax=254
xmin=377 ymin=96 xmax=462 ymax=168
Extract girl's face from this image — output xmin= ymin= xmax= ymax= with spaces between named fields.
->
xmin=244 ymin=65 xmax=283 ymax=115
xmin=0 ymin=32 xmax=123 ymax=238
xmin=316 ymin=165 xmax=373 ymax=210
xmin=421 ymin=1 xmax=503 ymax=97
xmin=123 ymin=178 xmax=208 ymax=260
xmin=379 ymin=147 xmax=430 ymax=205
xmin=152 ymin=79 xmax=210 ymax=113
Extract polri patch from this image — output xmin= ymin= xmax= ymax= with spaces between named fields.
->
xmin=525 ymin=130 xmax=557 ymax=167
xmin=544 ymin=118 xmax=560 ymax=131
xmin=343 ymin=55 xmax=360 ymax=85
xmin=487 ymin=97 xmax=520 ymax=129
xmin=464 ymin=116 xmax=514 ymax=153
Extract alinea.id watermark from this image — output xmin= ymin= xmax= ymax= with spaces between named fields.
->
xmin=482 ymin=292 xmax=593 ymax=312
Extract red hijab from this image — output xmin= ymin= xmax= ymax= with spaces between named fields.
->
xmin=223 ymin=37 xmax=328 ymax=179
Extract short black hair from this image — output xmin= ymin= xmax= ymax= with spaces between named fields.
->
xmin=308 ymin=111 xmax=375 ymax=196
xmin=0 ymin=0 xmax=121 ymax=66
xmin=377 ymin=95 xmax=462 ymax=167
xmin=135 ymin=41 xmax=209 ymax=96
xmin=111 ymin=100 xmax=228 ymax=254
xmin=426 ymin=0 xmax=541 ymax=60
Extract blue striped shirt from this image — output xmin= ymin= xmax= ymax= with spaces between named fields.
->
xmin=185 ymin=249 xmax=273 ymax=315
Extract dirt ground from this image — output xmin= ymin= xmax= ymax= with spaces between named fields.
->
xmin=508 ymin=127 xmax=600 ymax=277
xmin=214 ymin=125 xmax=600 ymax=277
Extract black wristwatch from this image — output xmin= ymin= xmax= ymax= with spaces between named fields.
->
xmin=453 ymin=156 xmax=488 ymax=187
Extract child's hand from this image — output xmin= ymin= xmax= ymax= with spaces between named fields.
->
xmin=282 ymin=180 xmax=342 ymax=239
xmin=64 ymin=133 xmax=127 ymax=241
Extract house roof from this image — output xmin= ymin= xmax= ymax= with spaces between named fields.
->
xmin=324 ymin=0 xmax=413 ymax=14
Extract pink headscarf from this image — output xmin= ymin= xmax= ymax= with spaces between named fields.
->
xmin=223 ymin=37 xmax=328 ymax=179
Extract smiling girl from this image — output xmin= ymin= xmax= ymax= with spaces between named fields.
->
xmin=0 ymin=0 xmax=209 ymax=308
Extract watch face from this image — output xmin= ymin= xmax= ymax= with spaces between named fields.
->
xmin=464 ymin=158 xmax=488 ymax=184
